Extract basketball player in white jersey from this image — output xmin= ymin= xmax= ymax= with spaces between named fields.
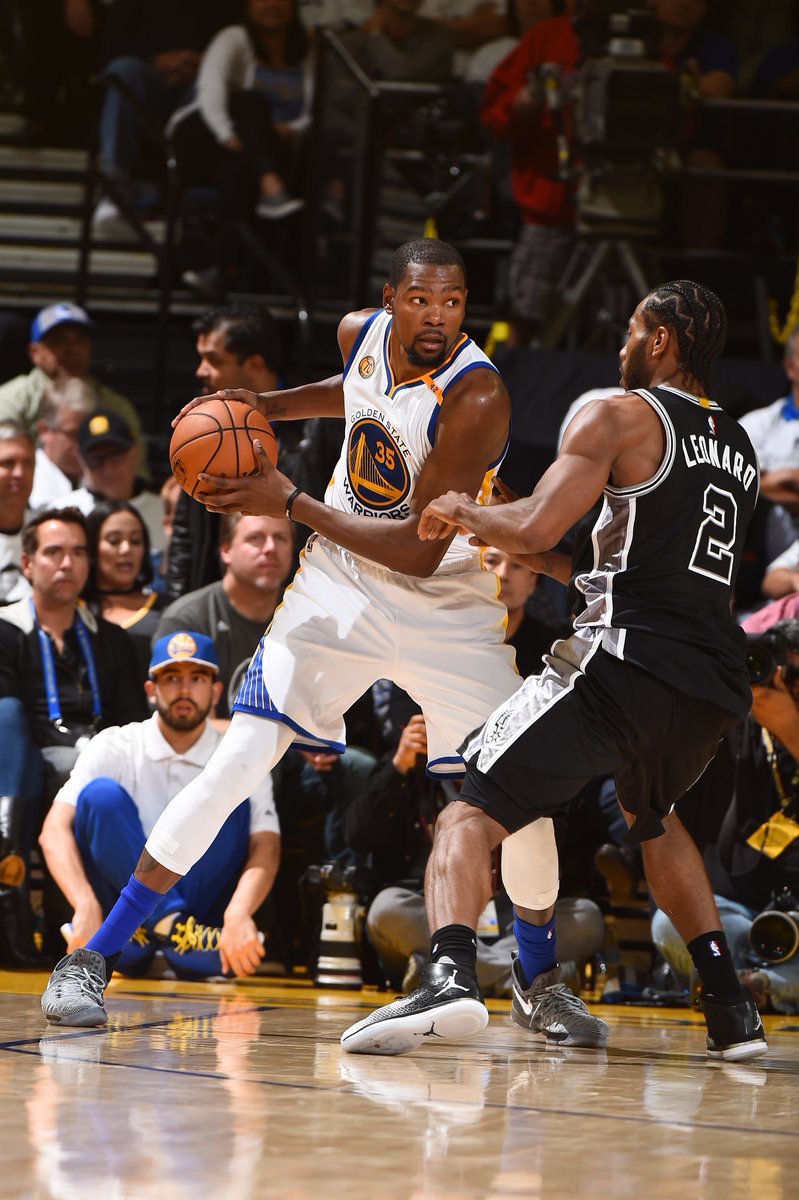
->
xmin=340 ymin=280 xmax=768 ymax=1063
xmin=42 ymin=239 xmax=606 ymax=1048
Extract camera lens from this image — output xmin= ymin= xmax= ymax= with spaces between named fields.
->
xmin=745 ymin=641 xmax=777 ymax=687
xmin=749 ymin=910 xmax=799 ymax=962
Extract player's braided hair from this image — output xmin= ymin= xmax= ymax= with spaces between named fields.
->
xmin=389 ymin=239 xmax=467 ymax=290
xmin=641 ymin=280 xmax=727 ymax=393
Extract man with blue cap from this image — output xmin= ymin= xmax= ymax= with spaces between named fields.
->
xmin=39 ymin=630 xmax=279 ymax=987
xmin=0 ymin=303 xmax=149 ymax=478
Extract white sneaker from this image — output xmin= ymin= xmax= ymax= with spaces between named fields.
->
xmin=91 ymin=197 xmax=131 ymax=239
xmin=41 ymin=948 xmax=109 ymax=1027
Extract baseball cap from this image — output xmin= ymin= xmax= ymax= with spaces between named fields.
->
xmin=78 ymin=409 xmax=134 ymax=457
xmin=31 ymin=302 xmax=93 ymax=343
xmin=149 ymin=632 xmax=220 ymax=678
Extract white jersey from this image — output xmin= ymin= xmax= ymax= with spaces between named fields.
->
xmin=325 ymin=309 xmax=506 ymax=573
xmin=54 ymin=714 xmax=278 ymax=838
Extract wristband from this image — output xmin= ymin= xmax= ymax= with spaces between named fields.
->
xmin=285 ymin=487 xmax=303 ymax=522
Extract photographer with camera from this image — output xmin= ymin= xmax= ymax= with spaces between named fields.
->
xmin=652 ymin=619 xmax=799 ymax=1015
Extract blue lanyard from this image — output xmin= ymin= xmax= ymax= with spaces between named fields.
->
xmin=782 ymin=394 xmax=799 ymax=421
xmin=30 ymin=599 xmax=102 ymax=725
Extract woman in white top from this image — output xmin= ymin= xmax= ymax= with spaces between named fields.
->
xmin=171 ymin=0 xmax=313 ymax=293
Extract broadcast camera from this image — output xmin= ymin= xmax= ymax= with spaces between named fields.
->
xmin=540 ymin=1 xmax=683 ymax=236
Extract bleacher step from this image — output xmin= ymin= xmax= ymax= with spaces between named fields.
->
xmin=0 ymin=242 xmax=157 ymax=277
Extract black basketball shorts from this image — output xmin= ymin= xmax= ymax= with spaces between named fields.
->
xmin=458 ymin=634 xmax=739 ymax=843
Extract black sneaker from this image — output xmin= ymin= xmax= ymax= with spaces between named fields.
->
xmin=340 ymin=962 xmax=488 ymax=1056
xmin=510 ymin=955 xmax=610 ymax=1048
xmin=701 ymin=991 xmax=768 ymax=1061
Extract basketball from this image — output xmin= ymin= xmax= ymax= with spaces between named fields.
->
xmin=169 ymin=397 xmax=278 ymax=499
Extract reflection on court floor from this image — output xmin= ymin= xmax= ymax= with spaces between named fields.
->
xmin=1 ymin=972 xmax=798 ymax=1199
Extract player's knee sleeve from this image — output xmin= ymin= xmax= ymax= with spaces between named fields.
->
xmin=501 ymin=817 xmax=559 ymax=910
xmin=145 ymin=713 xmax=294 ymax=875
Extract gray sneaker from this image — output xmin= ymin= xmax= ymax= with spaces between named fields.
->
xmin=510 ymin=955 xmax=609 ymax=1048
xmin=41 ymin=948 xmax=109 ymax=1027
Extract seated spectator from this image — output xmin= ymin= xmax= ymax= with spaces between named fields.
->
xmin=743 ymin=593 xmax=799 ymax=633
xmin=0 ymin=508 xmax=147 ymax=965
xmin=92 ymin=0 xmax=222 ymax=237
xmin=153 ymin=476 xmax=182 ymax=593
xmin=156 ymin=513 xmax=295 ymax=720
xmin=39 ymin=631 xmax=280 ymax=979
xmin=29 ymin=378 xmax=97 ymax=511
xmin=52 ymin=410 xmax=165 ymax=557
xmin=10 ymin=0 xmax=105 ymax=148
xmin=739 ymin=328 xmax=799 ymax=524
xmin=296 ymin=1 xmax=370 ymax=32
xmin=84 ymin=500 xmax=165 ymax=684
xmin=651 ymin=619 xmax=799 ymax=1015
xmin=483 ymin=544 xmax=561 ymax=676
xmin=465 ymin=0 xmax=555 ymax=84
xmin=172 ymin=0 xmax=313 ymax=298
xmin=166 ymin=302 xmax=291 ymax=601
xmin=340 ymin=0 xmax=455 ymax=84
xmin=422 ymin=0 xmax=509 ymax=47
xmin=762 ymin=539 xmax=799 ymax=602
xmin=0 ymin=422 xmax=35 ymax=605
xmin=653 ymin=0 xmax=739 ymax=250
xmin=0 ymin=303 xmax=149 ymax=478
xmin=731 ymin=0 xmax=798 ymax=94
xmin=346 ymin=713 xmax=604 ymax=994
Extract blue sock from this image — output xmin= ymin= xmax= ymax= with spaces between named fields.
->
xmin=513 ymin=912 xmax=557 ymax=987
xmin=86 ymin=876 xmax=164 ymax=959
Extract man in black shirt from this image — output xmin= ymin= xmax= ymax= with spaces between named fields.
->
xmin=155 ymin=512 xmax=294 ymax=721
xmin=0 ymin=508 xmax=146 ymax=964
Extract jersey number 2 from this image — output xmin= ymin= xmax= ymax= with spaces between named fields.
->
xmin=689 ymin=484 xmax=737 ymax=585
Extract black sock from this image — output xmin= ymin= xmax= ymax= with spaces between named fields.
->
xmin=430 ymin=924 xmax=478 ymax=976
xmin=104 ymin=951 xmax=121 ymax=977
xmin=687 ymin=930 xmax=742 ymax=1001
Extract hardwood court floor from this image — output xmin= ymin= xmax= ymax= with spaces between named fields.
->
xmin=1 ymin=969 xmax=798 ymax=1200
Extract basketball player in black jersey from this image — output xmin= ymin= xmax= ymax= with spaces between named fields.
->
xmin=342 ymin=280 xmax=769 ymax=1062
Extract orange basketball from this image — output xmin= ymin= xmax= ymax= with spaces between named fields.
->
xmin=169 ymin=398 xmax=278 ymax=499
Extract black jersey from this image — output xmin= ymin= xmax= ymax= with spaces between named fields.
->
xmin=572 ymin=384 xmax=759 ymax=717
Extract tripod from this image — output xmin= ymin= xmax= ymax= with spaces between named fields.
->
xmin=537 ymin=233 xmax=657 ymax=351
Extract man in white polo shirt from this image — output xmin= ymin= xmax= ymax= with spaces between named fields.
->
xmin=39 ymin=631 xmax=280 ymax=980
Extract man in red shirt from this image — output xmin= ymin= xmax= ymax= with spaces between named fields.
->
xmin=481 ymin=8 xmax=581 ymax=346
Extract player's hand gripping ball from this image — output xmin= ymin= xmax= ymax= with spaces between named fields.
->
xmin=169 ymin=397 xmax=278 ymax=498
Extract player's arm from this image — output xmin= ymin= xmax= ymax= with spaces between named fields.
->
xmin=220 ymin=831 xmax=280 ymax=977
xmin=198 ymin=367 xmax=510 ymax=577
xmin=758 ymin=468 xmax=799 ymax=510
xmin=38 ymin=801 xmax=103 ymax=952
xmin=475 ymin=477 xmax=573 ymax=582
xmin=419 ymin=395 xmax=651 ymax=553
xmin=171 ymin=310 xmax=377 ymax=426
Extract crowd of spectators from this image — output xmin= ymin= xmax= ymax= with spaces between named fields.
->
xmin=0 ymin=1 xmax=799 ymax=1015
xmin=0 ymin=285 xmax=797 ymax=1019
xmin=4 ymin=2 xmax=799 ymax=312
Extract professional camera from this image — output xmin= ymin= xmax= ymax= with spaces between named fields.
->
xmin=745 ymin=629 xmax=788 ymax=688
xmin=545 ymin=2 xmax=683 ymax=236
xmin=749 ymin=887 xmax=799 ymax=963
xmin=303 ymin=862 xmax=369 ymax=989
